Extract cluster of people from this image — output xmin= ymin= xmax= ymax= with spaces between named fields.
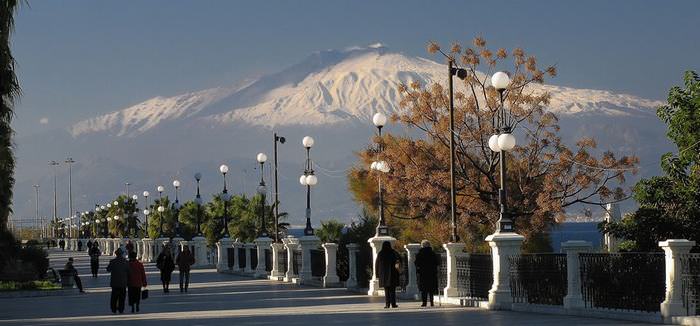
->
xmin=375 ymin=240 xmax=441 ymax=308
xmin=155 ymin=245 xmax=195 ymax=293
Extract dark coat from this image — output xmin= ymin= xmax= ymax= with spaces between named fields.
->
xmin=375 ymin=248 xmax=400 ymax=288
xmin=106 ymin=256 xmax=130 ymax=288
xmin=415 ymin=246 xmax=440 ymax=294
xmin=176 ymin=250 xmax=195 ymax=271
xmin=156 ymin=253 xmax=175 ymax=273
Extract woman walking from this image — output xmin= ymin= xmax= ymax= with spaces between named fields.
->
xmin=176 ymin=246 xmax=195 ymax=293
xmin=156 ymin=245 xmax=175 ymax=293
xmin=375 ymin=241 xmax=400 ymax=308
xmin=127 ymin=251 xmax=147 ymax=313
xmin=415 ymin=240 xmax=440 ymax=307
xmin=89 ymin=242 xmax=101 ymax=277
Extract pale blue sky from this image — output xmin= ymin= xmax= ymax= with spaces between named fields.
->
xmin=12 ymin=0 xmax=700 ymax=136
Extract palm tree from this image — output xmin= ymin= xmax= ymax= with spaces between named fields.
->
xmin=0 ymin=0 xmax=21 ymax=232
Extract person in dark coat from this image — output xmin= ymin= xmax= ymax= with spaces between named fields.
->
xmin=89 ymin=243 xmax=101 ymax=277
xmin=64 ymin=257 xmax=85 ymax=293
xmin=375 ymin=241 xmax=400 ymax=308
xmin=86 ymin=240 xmax=93 ymax=250
xmin=156 ymin=245 xmax=175 ymax=293
xmin=415 ymin=240 xmax=440 ymax=307
xmin=127 ymin=251 xmax=147 ymax=313
xmin=125 ymin=240 xmax=134 ymax=255
xmin=176 ymin=246 xmax=195 ymax=292
xmin=106 ymin=248 xmax=130 ymax=314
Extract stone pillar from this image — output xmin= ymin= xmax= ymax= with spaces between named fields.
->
xmin=404 ymin=243 xmax=421 ymax=297
xmin=244 ymin=243 xmax=254 ymax=274
xmin=269 ymin=243 xmax=286 ymax=280
xmin=141 ymin=238 xmax=152 ymax=262
xmin=322 ymin=243 xmax=340 ymax=287
xmin=346 ymin=243 xmax=359 ymax=289
xmin=192 ymin=236 xmax=207 ymax=268
xmin=284 ymin=241 xmax=300 ymax=282
xmin=604 ymin=203 xmax=622 ymax=252
xmin=231 ymin=241 xmax=242 ymax=272
xmin=562 ymin=240 xmax=592 ymax=310
xmin=254 ymin=237 xmax=273 ymax=278
xmin=299 ymin=235 xmax=321 ymax=284
xmin=485 ymin=232 xmax=525 ymax=310
xmin=367 ymin=235 xmax=397 ymax=296
xmin=135 ymin=239 xmax=142 ymax=260
xmin=216 ymin=237 xmax=233 ymax=272
xmin=443 ymin=242 xmax=466 ymax=297
xmin=659 ymin=239 xmax=696 ymax=321
xmin=105 ymin=238 xmax=113 ymax=255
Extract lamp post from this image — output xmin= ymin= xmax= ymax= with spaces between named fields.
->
xmin=300 ymin=136 xmax=318 ymax=236
xmin=172 ymin=180 xmax=181 ymax=238
xmin=256 ymin=153 xmax=269 ymax=238
xmin=157 ymin=185 xmax=165 ymax=237
xmin=488 ymin=71 xmax=516 ymax=233
xmin=447 ymin=59 xmax=469 ymax=243
xmin=131 ymin=194 xmax=138 ymax=237
xmin=371 ymin=113 xmax=391 ymax=236
xmin=219 ymin=164 xmax=230 ymax=238
xmin=194 ymin=173 xmax=203 ymax=236
xmin=143 ymin=191 xmax=150 ymax=237
xmin=125 ymin=182 xmax=130 ymax=198
xmin=49 ymin=160 xmax=59 ymax=238
xmin=273 ymin=133 xmax=285 ymax=243
xmin=65 ymin=158 xmax=75 ymax=234
xmin=33 ymin=184 xmax=40 ymax=237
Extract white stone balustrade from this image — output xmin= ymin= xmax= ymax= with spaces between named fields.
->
xmin=216 ymin=237 xmax=233 ymax=272
xmin=486 ymin=232 xmax=524 ymax=310
xmin=404 ymin=243 xmax=420 ymax=298
xmin=322 ymin=243 xmax=339 ymax=287
xmin=270 ymin=242 xmax=285 ymax=280
xmin=659 ymin=239 xmax=696 ymax=322
xmin=254 ymin=237 xmax=273 ymax=278
xmin=299 ymin=236 xmax=321 ymax=284
xmin=562 ymin=240 xmax=592 ymax=310
xmin=284 ymin=239 xmax=300 ymax=282
xmin=367 ymin=235 xmax=396 ymax=296
xmin=346 ymin=243 xmax=359 ymax=289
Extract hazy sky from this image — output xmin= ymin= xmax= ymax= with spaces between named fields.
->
xmin=12 ymin=0 xmax=700 ymax=136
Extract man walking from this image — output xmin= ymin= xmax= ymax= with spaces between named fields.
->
xmin=106 ymin=248 xmax=129 ymax=314
xmin=176 ymin=246 xmax=195 ymax=292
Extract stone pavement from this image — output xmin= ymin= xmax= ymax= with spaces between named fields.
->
xmin=0 ymin=249 xmax=664 ymax=325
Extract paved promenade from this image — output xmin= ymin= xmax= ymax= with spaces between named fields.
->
xmin=0 ymin=249 xmax=663 ymax=325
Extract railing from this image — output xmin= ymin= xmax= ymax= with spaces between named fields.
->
xmin=337 ymin=246 xmax=349 ymax=282
xmin=510 ymin=253 xmax=566 ymax=305
xmin=356 ymin=250 xmax=372 ymax=288
xmin=311 ymin=249 xmax=325 ymax=277
xmin=293 ymin=250 xmax=302 ymax=276
xmin=279 ymin=249 xmax=288 ymax=274
xmin=227 ymin=248 xmax=235 ymax=269
xmin=251 ymin=248 xmax=258 ymax=270
xmin=437 ymin=253 xmax=447 ymax=291
xmin=456 ymin=253 xmax=493 ymax=301
xmin=681 ymin=253 xmax=700 ymax=316
xmin=265 ymin=249 xmax=273 ymax=272
xmin=238 ymin=248 xmax=246 ymax=270
xmin=580 ymin=253 xmax=665 ymax=312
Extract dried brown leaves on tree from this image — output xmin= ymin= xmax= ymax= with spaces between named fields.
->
xmin=350 ymin=38 xmax=638 ymax=250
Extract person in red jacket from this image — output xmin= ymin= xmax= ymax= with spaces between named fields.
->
xmin=127 ymin=251 xmax=147 ymax=313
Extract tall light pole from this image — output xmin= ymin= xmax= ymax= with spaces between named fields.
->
xmin=371 ymin=113 xmax=390 ymax=236
xmin=143 ymin=191 xmax=150 ymax=237
xmin=157 ymin=185 xmax=165 ymax=237
xmin=447 ymin=59 xmax=469 ymax=243
xmin=194 ymin=173 xmax=203 ymax=236
xmin=125 ymin=182 xmax=130 ymax=198
xmin=273 ymin=133 xmax=285 ymax=242
xmin=172 ymin=180 xmax=181 ymax=238
xmin=65 ymin=157 xmax=75 ymax=236
xmin=49 ymin=160 xmax=59 ymax=238
xmin=131 ymin=194 xmax=138 ymax=237
xmin=219 ymin=164 xmax=230 ymax=238
xmin=33 ymin=184 xmax=40 ymax=237
xmin=487 ymin=71 xmax=516 ymax=233
xmin=300 ymin=136 xmax=318 ymax=236
xmin=256 ymin=153 xmax=269 ymax=238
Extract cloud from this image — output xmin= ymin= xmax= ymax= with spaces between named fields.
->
xmin=39 ymin=117 xmax=49 ymax=125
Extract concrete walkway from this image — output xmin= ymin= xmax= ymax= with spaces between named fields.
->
xmin=0 ymin=249 xmax=662 ymax=325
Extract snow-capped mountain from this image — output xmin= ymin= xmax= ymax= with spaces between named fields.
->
xmin=15 ymin=44 xmax=671 ymax=226
xmin=70 ymin=44 xmax=663 ymax=136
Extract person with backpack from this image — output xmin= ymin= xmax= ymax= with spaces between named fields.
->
xmin=89 ymin=242 xmax=101 ymax=277
xmin=127 ymin=251 xmax=147 ymax=313
xmin=156 ymin=245 xmax=175 ymax=293
xmin=176 ymin=246 xmax=195 ymax=292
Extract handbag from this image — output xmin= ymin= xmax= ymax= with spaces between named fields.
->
xmin=141 ymin=289 xmax=149 ymax=300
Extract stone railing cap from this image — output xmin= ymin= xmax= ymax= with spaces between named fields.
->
xmin=659 ymin=239 xmax=696 ymax=247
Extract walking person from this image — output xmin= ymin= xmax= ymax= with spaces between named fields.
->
xmin=86 ymin=239 xmax=93 ymax=251
xmin=176 ymin=246 xmax=195 ymax=292
xmin=89 ymin=242 xmax=101 ymax=277
xmin=64 ymin=257 xmax=85 ymax=293
xmin=415 ymin=240 xmax=440 ymax=307
xmin=156 ymin=245 xmax=175 ymax=293
xmin=106 ymin=248 xmax=129 ymax=314
xmin=375 ymin=241 xmax=400 ymax=308
xmin=125 ymin=240 xmax=134 ymax=255
xmin=127 ymin=251 xmax=147 ymax=313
